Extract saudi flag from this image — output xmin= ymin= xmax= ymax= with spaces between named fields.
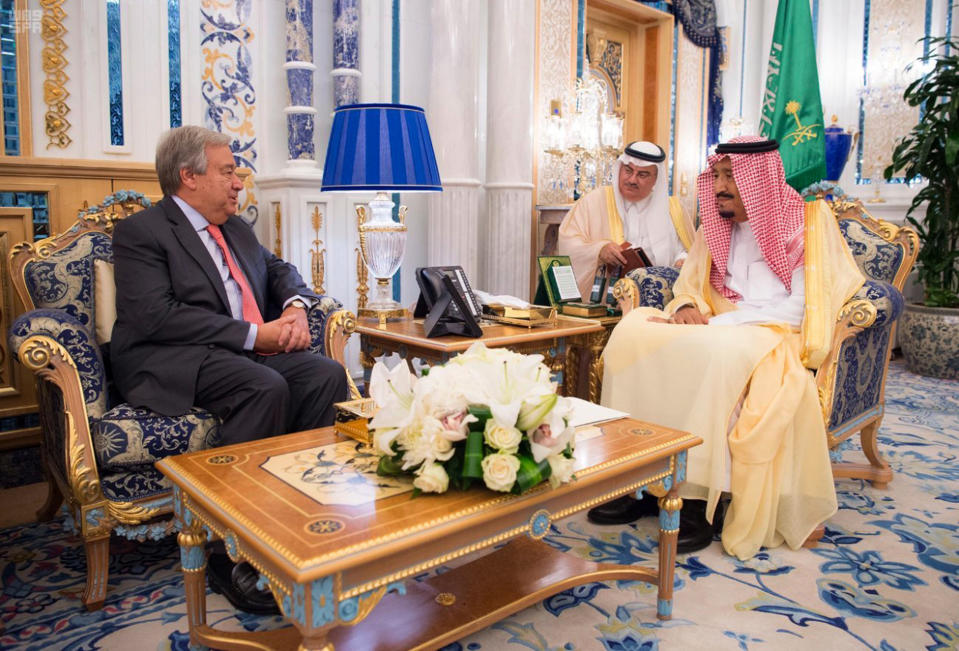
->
xmin=758 ymin=0 xmax=827 ymax=191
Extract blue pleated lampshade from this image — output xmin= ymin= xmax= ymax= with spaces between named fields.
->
xmin=320 ymin=103 xmax=442 ymax=192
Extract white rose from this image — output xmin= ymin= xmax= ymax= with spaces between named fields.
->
xmin=481 ymin=453 xmax=520 ymax=492
xmin=547 ymin=454 xmax=575 ymax=488
xmin=484 ymin=420 xmax=522 ymax=453
xmin=413 ymin=463 xmax=449 ymax=493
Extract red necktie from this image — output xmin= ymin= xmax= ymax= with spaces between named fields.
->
xmin=206 ymin=224 xmax=264 ymax=325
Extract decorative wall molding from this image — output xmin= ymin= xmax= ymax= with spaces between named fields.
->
xmin=536 ymin=0 xmax=574 ymax=205
xmin=40 ymin=0 xmax=70 ymax=149
xmin=200 ymin=0 xmax=258 ymax=222
xmin=310 ymin=205 xmax=325 ymax=294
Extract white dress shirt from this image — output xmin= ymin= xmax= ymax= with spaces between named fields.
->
xmin=708 ymin=220 xmax=805 ymax=327
xmin=622 ymin=199 xmax=687 ymax=267
xmin=173 ymin=196 xmax=311 ymax=351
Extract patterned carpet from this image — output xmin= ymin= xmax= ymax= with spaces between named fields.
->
xmin=2 ymin=360 xmax=957 ymax=650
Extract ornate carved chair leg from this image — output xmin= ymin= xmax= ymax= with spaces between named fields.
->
xmin=803 ymin=524 xmax=825 ymax=548
xmin=35 ymin=472 xmax=63 ymax=521
xmin=82 ymin=534 xmax=111 ymax=610
xmin=859 ymin=420 xmax=892 ymax=489
xmin=656 ymin=490 xmax=682 ymax=620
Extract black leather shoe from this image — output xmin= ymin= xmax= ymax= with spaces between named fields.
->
xmin=587 ymin=493 xmax=659 ymax=525
xmin=207 ymin=553 xmax=281 ymax=616
xmin=676 ymin=499 xmax=714 ymax=554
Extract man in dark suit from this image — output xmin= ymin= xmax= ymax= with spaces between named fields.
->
xmin=112 ymin=125 xmax=349 ymax=614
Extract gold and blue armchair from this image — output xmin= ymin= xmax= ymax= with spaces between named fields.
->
xmin=6 ymin=192 xmax=358 ymax=610
xmin=613 ymin=196 xmax=918 ymax=489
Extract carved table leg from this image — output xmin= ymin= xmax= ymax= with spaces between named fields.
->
xmin=178 ymin=521 xmax=209 ymax=644
xmin=656 ymin=490 xmax=682 ymax=620
xmin=565 ymin=344 xmax=580 ymax=398
xmin=587 ymin=330 xmax=608 ymax=404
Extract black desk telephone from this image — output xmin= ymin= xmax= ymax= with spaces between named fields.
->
xmin=413 ymin=266 xmax=483 ymax=338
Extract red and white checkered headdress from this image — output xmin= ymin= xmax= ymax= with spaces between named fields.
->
xmin=696 ymin=135 xmax=805 ymax=300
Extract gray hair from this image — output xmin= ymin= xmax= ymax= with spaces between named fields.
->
xmin=155 ymin=126 xmax=232 ymax=196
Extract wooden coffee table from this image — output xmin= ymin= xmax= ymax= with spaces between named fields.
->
xmin=157 ymin=418 xmax=700 ymax=650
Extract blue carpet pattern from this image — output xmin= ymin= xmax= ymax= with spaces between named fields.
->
xmin=1 ymin=361 xmax=957 ymax=650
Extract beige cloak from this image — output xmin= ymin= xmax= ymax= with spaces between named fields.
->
xmin=601 ymin=200 xmax=864 ymax=559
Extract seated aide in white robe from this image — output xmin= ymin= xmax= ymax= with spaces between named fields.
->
xmin=558 ymin=141 xmax=695 ymax=300
xmin=601 ymin=136 xmax=864 ymax=560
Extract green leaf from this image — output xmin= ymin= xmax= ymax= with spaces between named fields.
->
xmin=463 ymin=430 xmax=485 ymax=478
xmin=377 ymin=455 xmax=405 ymax=476
xmin=887 ymin=30 xmax=959 ymax=306
xmin=946 ymin=132 xmax=959 ymax=167
xmin=511 ymin=453 xmax=551 ymax=494
xmin=467 ymin=405 xmax=493 ymax=427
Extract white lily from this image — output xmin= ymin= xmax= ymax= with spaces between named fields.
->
xmin=528 ymin=395 xmax=574 ymax=462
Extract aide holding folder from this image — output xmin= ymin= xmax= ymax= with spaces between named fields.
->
xmin=557 ymin=142 xmax=695 ymax=301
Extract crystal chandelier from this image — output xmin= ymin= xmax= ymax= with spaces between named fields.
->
xmin=543 ymin=69 xmax=624 ymax=201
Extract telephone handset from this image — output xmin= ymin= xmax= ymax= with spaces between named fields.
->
xmin=413 ymin=266 xmax=483 ymax=338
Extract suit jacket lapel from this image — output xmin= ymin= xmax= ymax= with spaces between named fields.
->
xmin=161 ymin=197 xmax=232 ymax=314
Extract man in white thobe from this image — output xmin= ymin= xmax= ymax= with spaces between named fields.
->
xmin=558 ymin=141 xmax=694 ymax=301
xmin=598 ymin=137 xmax=863 ymax=558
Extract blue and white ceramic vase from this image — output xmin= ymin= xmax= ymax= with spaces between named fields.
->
xmin=824 ymin=115 xmax=857 ymax=182
xmin=899 ymin=304 xmax=959 ymax=380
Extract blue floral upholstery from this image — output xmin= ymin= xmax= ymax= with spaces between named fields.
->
xmin=100 ymin=465 xmax=172 ymax=501
xmin=22 ymin=230 xmax=113 ymax=333
xmin=307 ymin=295 xmax=345 ymax=357
xmin=92 ymin=405 xmax=219 ymax=471
xmin=624 ymin=266 xmax=680 ymax=309
xmin=853 ymin=279 xmax=905 ymax=329
xmin=827 ymin=280 xmax=903 ymax=430
xmin=839 ymin=219 xmax=905 ymax=285
xmin=828 ymin=325 xmax=893 ymax=430
xmin=9 ymin=309 xmax=110 ymax=418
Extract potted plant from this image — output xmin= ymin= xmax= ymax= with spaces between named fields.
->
xmin=884 ymin=33 xmax=959 ymax=379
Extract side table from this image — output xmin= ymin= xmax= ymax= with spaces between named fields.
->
xmin=356 ymin=315 xmax=604 ymax=399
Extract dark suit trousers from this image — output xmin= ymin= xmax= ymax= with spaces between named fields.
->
xmin=194 ymin=347 xmax=349 ymax=446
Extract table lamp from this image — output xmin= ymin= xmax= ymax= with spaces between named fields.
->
xmin=321 ymin=103 xmax=442 ymax=322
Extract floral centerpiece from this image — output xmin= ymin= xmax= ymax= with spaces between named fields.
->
xmin=368 ymin=342 xmax=576 ymax=494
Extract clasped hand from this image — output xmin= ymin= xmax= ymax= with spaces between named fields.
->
xmin=648 ymin=305 xmax=708 ymax=325
xmin=254 ymin=307 xmax=311 ymax=353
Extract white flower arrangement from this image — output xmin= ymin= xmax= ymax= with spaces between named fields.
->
xmin=368 ymin=342 xmax=576 ymax=494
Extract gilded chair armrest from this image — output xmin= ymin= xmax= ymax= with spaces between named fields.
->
xmin=306 ymin=296 xmax=356 ymax=361
xmin=814 ymin=279 xmax=904 ymax=428
xmin=9 ymin=309 xmax=109 ymax=417
xmin=306 ymin=296 xmax=360 ymax=399
xmin=620 ymin=265 xmax=680 ymax=313
xmin=10 ymin=312 xmax=106 ymax=507
xmin=612 ymin=278 xmax=639 ymax=314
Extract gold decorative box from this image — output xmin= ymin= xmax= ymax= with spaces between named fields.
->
xmin=483 ymin=304 xmax=557 ymax=328
xmin=333 ymin=398 xmax=377 ymax=444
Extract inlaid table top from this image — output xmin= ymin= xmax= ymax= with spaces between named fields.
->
xmin=355 ymin=314 xmax=604 ymax=353
xmin=158 ymin=418 xmax=700 ymax=650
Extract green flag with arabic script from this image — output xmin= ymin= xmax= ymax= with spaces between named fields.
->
xmin=758 ymin=0 xmax=827 ymax=191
